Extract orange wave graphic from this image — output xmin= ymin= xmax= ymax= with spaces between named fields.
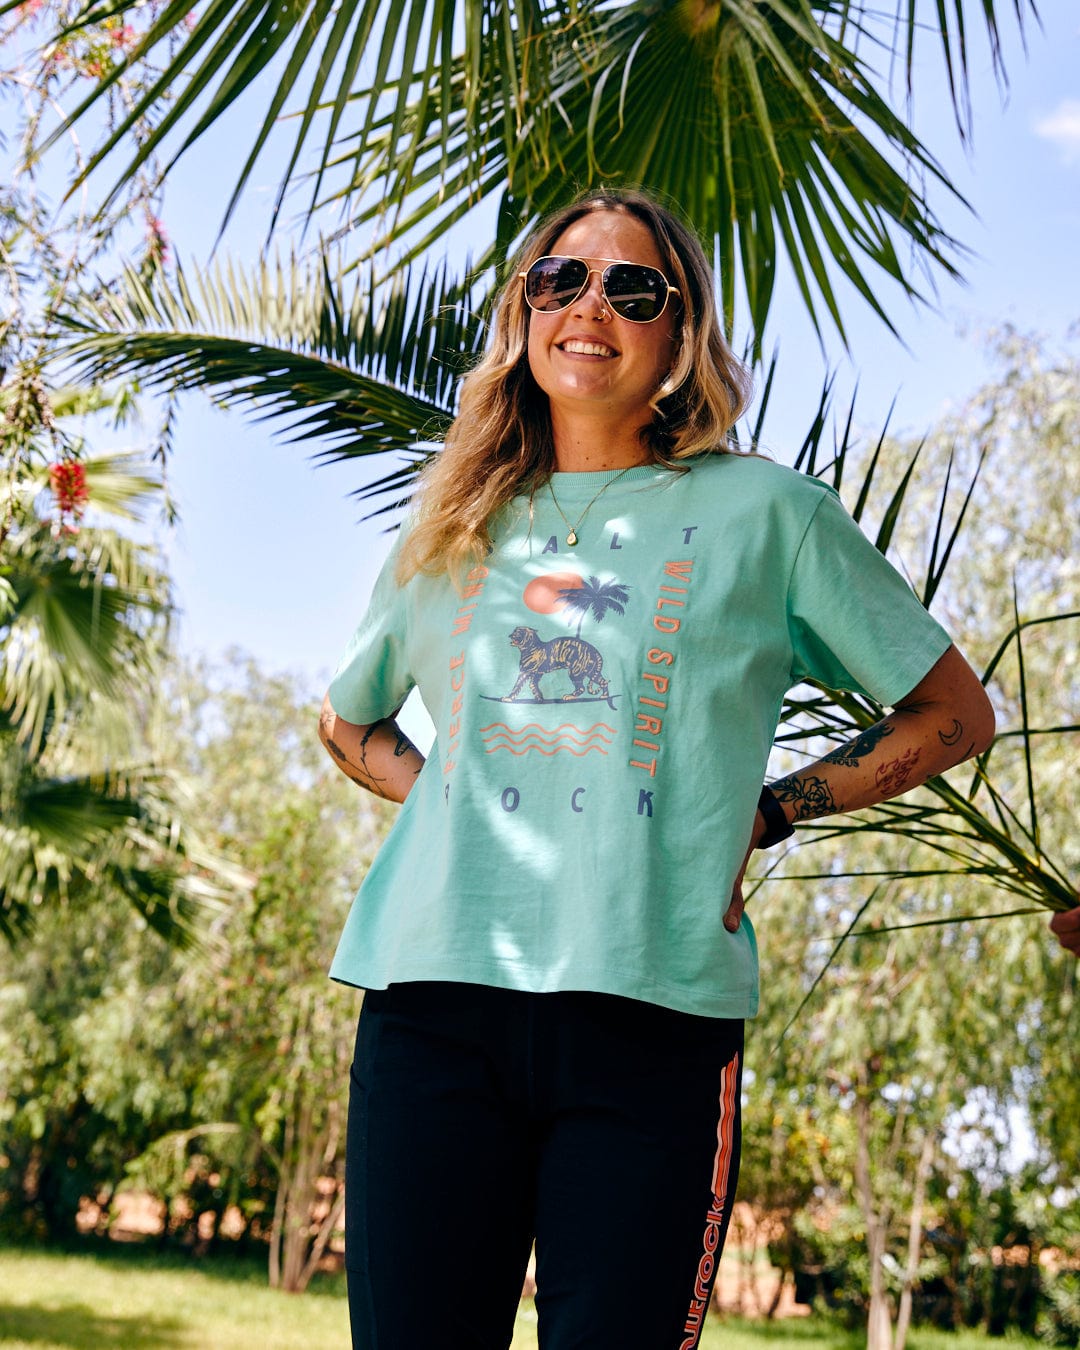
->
xmin=483 ymin=743 xmax=610 ymax=757
xmin=480 ymin=720 xmax=616 ymax=757
xmin=480 ymin=720 xmax=616 ymax=741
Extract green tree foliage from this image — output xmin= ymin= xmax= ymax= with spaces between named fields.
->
xmin=741 ymin=331 xmax=1080 ymax=1348
xmin=0 ymin=434 xmax=237 ymax=945
xmin=1 ymin=7 xmax=239 ymax=946
xmin=0 ymin=891 xmax=216 ymax=1241
xmin=159 ymin=655 xmax=391 ymax=1289
xmin=0 ymin=654 xmax=390 ymax=1290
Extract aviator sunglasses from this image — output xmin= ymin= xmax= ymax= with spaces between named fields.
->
xmin=520 ymin=255 xmax=679 ymax=324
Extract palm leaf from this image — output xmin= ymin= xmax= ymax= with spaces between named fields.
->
xmin=1 ymin=522 xmax=169 ymax=753
xmin=58 ymin=255 xmax=488 ymax=483
xmin=836 ymin=0 xmax=1040 ymax=138
xmin=18 ymin=0 xmax=1034 ymax=235
xmin=0 ymin=758 xmax=244 ymax=947
xmin=6 ymin=0 xmax=1042 ymax=364
xmin=21 ymin=0 xmax=575 ymax=240
xmin=328 ymin=2 xmax=969 ymax=343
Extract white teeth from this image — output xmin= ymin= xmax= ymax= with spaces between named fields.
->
xmin=561 ymin=340 xmax=615 ymax=357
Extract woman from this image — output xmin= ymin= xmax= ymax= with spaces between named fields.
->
xmin=319 ymin=189 xmax=997 ymax=1350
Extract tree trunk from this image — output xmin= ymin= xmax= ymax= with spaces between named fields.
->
xmin=766 ymin=1268 xmax=788 ymax=1319
xmin=298 ymin=1186 xmax=346 ymax=1292
xmin=268 ymin=1110 xmax=294 ymax=1289
xmin=867 ymin=1283 xmax=895 ymax=1350
xmin=855 ymin=1078 xmax=894 ymax=1350
xmin=270 ymin=1092 xmax=345 ymax=1294
xmin=894 ymin=1129 xmax=935 ymax=1350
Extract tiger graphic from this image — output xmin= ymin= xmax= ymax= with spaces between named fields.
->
xmin=503 ymin=626 xmax=612 ymax=703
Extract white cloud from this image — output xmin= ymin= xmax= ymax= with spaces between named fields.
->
xmin=1033 ymin=98 xmax=1080 ymax=164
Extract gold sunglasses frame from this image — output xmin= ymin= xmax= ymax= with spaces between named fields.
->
xmin=519 ymin=255 xmax=680 ymax=324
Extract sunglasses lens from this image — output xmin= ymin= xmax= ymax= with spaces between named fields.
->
xmin=603 ymin=264 xmax=668 ymax=322
xmin=524 ymin=257 xmax=589 ymax=311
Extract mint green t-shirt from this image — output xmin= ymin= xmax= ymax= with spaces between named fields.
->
xmin=327 ymin=454 xmax=952 ymax=1017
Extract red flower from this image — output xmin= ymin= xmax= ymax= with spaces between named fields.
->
xmin=50 ymin=459 xmax=90 ymax=519
xmin=146 ymin=214 xmax=170 ymax=264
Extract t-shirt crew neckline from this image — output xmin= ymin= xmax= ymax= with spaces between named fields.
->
xmin=544 ymin=462 xmax=683 ymax=494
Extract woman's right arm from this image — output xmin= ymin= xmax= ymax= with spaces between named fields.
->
xmin=318 ymin=693 xmax=425 ymax=804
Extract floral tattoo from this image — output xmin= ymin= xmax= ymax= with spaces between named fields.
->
xmin=770 ymin=773 xmax=839 ymax=821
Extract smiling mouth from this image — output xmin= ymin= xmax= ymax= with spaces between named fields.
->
xmin=558 ymin=339 xmax=617 ymax=357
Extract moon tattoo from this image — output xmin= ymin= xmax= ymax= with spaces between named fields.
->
xmin=938 ymin=719 xmax=964 ymax=747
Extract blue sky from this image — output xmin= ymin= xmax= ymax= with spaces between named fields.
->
xmin=120 ymin=5 xmax=1080 ymax=745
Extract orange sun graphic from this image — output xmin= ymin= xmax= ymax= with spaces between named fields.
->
xmin=522 ymin=572 xmax=585 ymax=614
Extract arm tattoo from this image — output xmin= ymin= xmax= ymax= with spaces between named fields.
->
xmin=321 ymin=710 xmax=422 ymax=797
xmin=938 ymin=719 xmax=964 ymax=746
xmin=769 ymin=773 xmax=839 ymax=821
xmin=357 ymin=723 xmax=390 ymax=794
xmin=822 ymin=720 xmax=895 ymax=767
xmin=874 ymin=747 xmax=921 ymax=797
xmin=391 ymin=726 xmax=423 ymax=777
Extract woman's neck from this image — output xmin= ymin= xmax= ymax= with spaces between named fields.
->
xmin=550 ymin=405 xmax=654 ymax=472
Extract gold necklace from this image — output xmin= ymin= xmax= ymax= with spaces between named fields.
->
xmin=547 ymin=465 xmax=636 ymax=547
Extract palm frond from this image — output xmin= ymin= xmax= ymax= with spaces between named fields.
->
xmin=0 ymin=758 xmax=246 ymax=948
xmin=1 ymin=522 xmax=169 ymax=752
xmin=58 ymin=255 xmax=486 ymax=481
xmin=836 ymin=0 xmax=1040 ymax=138
xmin=16 ymin=0 xmax=1033 ymax=248
xmin=22 ymin=0 xmax=574 ymax=238
xmin=328 ymin=0 xmax=968 ymax=345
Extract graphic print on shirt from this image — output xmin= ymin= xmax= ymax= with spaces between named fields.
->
xmin=502 ymin=627 xmax=612 ymax=703
xmin=629 ymin=546 xmax=700 ymax=783
xmin=479 ymin=570 xmax=628 ymax=756
xmin=442 ymin=562 xmax=490 ymax=782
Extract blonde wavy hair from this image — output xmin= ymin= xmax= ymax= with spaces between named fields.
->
xmin=397 ymin=189 xmax=752 ymax=583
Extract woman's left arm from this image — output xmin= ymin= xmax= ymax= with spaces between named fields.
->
xmin=723 ymin=644 xmax=995 ymax=931
xmin=1050 ymin=908 xmax=1080 ymax=957
xmin=768 ymin=644 xmax=995 ymax=826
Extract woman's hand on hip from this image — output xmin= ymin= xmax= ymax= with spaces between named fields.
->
xmin=723 ymin=810 xmax=767 ymax=933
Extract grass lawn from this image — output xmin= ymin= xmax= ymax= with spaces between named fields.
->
xmin=0 ymin=1245 xmax=1042 ymax=1349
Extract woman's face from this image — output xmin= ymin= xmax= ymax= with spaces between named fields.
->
xmin=525 ymin=211 xmax=677 ymax=431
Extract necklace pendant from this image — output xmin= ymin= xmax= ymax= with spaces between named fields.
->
xmin=566 ymin=529 xmax=578 ymax=546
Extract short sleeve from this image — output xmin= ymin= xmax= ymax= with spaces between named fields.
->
xmin=327 ymin=532 xmax=414 ymax=724
xmin=787 ymin=486 xmax=952 ymax=706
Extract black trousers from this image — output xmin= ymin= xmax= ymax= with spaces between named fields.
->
xmin=345 ymin=981 xmax=743 ymax=1350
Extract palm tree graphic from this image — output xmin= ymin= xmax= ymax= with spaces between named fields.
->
xmin=558 ymin=577 xmax=630 ymax=638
